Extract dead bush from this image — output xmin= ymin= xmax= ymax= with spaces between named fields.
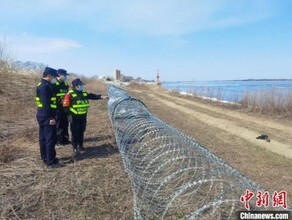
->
xmin=240 ymin=88 xmax=292 ymax=118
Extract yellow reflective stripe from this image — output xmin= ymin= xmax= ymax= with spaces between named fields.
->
xmin=56 ymin=93 xmax=66 ymax=97
xmin=72 ymin=104 xmax=89 ymax=108
xmin=37 ymin=82 xmax=41 ymax=86
xmin=69 ymin=107 xmax=78 ymax=114
xmin=77 ymin=111 xmax=87 ymax=115
xmin=76 ymin=108 xmax=86 ymax=111
xmin=68 ymin=90 xmax=89 ymax=115
xmin=36 ymin=97 xmax=55 ymax=101
xmin=36 ymin=97 xmax=56 ymax=109
xmin=36 ymin=96 xmax=42 ymax=108
xmin=55 ymin=81 xmax=60 ymax=85
xmin=70 ymin=108 xmax=86 ymax=114
xmin=69 ymin=108 xmax=87 ymax=115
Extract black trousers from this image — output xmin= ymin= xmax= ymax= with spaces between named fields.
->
xmin=56 ymin=108 xmax=69 ymax=143
xmin=70 ymin=117 xmax=87 ymax=149
xmin=36 ymin=114 xmax=57 ymax=165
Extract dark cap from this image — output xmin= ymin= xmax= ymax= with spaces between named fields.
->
xmin=43 ymin=67 xmax=58 ymax=77
xmin=57 ymin=69 xmax=69 ymax=75
xmin=72 ymin=78 xmax=86 ymax=87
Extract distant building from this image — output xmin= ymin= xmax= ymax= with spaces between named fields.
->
xmin=121 ymin=75 xmax=134 ymax=82
xmin=156 ymin=70 xmax=161 ymax=86
xmin=114 ymin=69 xmax=121 ymax=81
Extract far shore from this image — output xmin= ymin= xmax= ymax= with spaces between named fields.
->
xmin=162 ymin=78 xmax=292 ymax=83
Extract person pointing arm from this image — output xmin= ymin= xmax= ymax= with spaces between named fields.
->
xmin=63 ymin=78 xmax=107 ymax=158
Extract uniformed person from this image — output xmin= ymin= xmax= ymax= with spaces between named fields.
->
xmin=35 ymin=67 xmax=60 ymax=168
xmin=63 ymin=78 xmax=107 ymax=157
xmin=53 ymin=69 xmax=70 ymax=146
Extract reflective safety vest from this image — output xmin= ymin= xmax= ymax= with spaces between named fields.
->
xmin=35 ymin=82 xmax=57 ymax=109
xmin=55 ymin=81 xmax=69 ymax=99
xmin=68 ymin=89 xmax=90 ymax=115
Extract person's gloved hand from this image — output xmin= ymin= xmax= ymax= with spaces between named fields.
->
xmin=68 ymin=115 xmax=73 ymax=123
xmin=49 ymin=118 xmax=56 ymax=125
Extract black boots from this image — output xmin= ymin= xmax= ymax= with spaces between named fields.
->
xmin=72 ymin=146 xmax=79 ymax=158
xmin=72 ymin=144 xmax=85 ymax=159
xmin=78 ymin=145 xmax=85 ymax=151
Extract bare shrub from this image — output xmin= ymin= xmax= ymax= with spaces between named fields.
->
xmin=0 ymin=40 xmax=40 ymax=141
xmin=239 ymin=88 xmax=292 ymax=118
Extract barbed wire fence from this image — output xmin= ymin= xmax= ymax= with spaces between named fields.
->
xmin=107 ymin=84 xmax=284 ymax=219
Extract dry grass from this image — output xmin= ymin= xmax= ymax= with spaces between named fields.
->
xmin=240 ymin=88 xmax=292 ymax=118
xmin=0 ymin=154 xmax=132 ymax=219
xmin=0 ymin=106 xmax=133 ymax=219
xmin=0 ymin=56 xmax=133 ymax=219
xmin=0 ymin=66 xmax=39 ymax=140
xmin=128 ymin=81 xmax=162 ymax=92
xmin=0 ymin=92 xmax=133 ymax=220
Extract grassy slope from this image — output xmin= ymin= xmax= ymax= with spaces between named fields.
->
xmin=0 ymin=71 xmax=133 ymax=219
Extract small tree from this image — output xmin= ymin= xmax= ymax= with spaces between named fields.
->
xmin=0 ymin=38 xmax=19 ymax=91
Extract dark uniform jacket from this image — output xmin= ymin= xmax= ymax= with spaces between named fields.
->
xmin=52 ymin=80 xmax=69 ymax=109
xmin=35 ymin=78 xmax=57 ymax=120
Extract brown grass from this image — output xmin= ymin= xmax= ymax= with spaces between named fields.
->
xmin=0 ymin=103 xmax=133 ymax=219
xmin=0 ymin=87 xmax=133 ymax=219
xmin=240 ymin=88 xmax=292 ymax=118
xmin=0 ymin=53 xmax=133 ymax=219
xmin=128 ymin=81 xmax=162 ymax=92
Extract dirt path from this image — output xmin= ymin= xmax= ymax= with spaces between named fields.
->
xmin=146 ymin=93 xmax=292 ymax=159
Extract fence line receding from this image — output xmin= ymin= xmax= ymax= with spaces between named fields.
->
xmin=107 ymin=84 xmax=284 ymax=220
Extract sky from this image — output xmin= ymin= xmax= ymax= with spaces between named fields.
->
xmin=1 ymin=0 xmax=292 ymax=81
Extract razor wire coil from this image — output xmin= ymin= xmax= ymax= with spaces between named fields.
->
xmin=107 ymin=84 xmax=286 ymax=220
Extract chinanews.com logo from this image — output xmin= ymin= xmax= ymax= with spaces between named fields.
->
xmin=238 ymin=189 xmax=291 ymax=220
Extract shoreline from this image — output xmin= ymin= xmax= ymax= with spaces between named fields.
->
xmin=177 ymin=90 xmax=239 ymax=105
xmin=162 ymin=79 xmax=292 ymax=83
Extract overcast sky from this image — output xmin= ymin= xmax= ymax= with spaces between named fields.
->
xmin=1 ymin=0 xmax=292 ymax=81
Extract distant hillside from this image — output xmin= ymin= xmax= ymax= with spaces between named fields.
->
xmin=13 ymin=60 xmax=46 ymax=72
xmin=234 ymin=79 xmax=292 ymax=81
